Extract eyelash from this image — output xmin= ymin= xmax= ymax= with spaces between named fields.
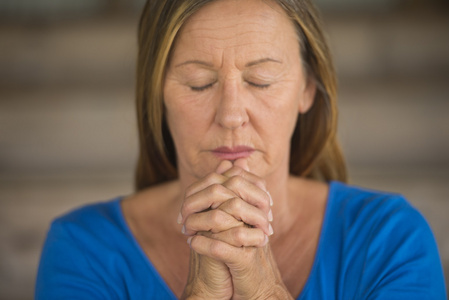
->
xmin=248 ymin=82 xmax=270 ymax=89
xmin=190 ymin=82 xmax=215 ymax=92
xmin=190 ymin=81 xmax=270 ymax=92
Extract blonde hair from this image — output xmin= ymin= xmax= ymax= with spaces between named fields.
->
xmin=135 ymin=0 xmax=347 ymax=190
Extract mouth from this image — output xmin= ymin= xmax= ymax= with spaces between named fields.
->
xmin=212 ymin=146 xmax=254 ymax=160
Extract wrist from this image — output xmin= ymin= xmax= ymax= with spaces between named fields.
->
xmin=269 ymin=285 xmax=294 ymax=300
xmin=181 ymin=281 xmax=230 ymax=300
xmin=253 ymin=283 xmax=293 ymax=300
xmin=181 ymin=251 xmax=232 ymax=300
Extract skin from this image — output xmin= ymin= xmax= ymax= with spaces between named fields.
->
xmin=164 ymin=0 xmax=315 ymax=187
xmin=122 ymin=0 xmax=329 ymax=298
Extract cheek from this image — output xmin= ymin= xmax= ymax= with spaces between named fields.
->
xmin=264 ymin=109 xmax=298 ymax=144
xmin=164 ymin=92 xmax=212 ymax=151
xmin=261 ymin=84 xmax=301 ymax=135
xmin=165 ymin=78 xmax=212 ymax=117
xmin=165 ymin=105 xmax=197 ymax=144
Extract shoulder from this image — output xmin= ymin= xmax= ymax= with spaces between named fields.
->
xmin=36 ymin=197 xmax=130 ymax=299
xmin=329 ymin=180 xmax=407 ymax=207
xmin=37 ymin=195 xmax=178 ymax=299
xmin=322 ymin=181 xmax=447 ymax=299
xmin=49 ymin=197 xmax=124 ymax=242
xmin=328 ymin=181 xmax=417 ymax=226
xmin=326 ymin=181 xmax=433 ymax=252
xmin=54 ymin=197 xmax=122 ymax=223
xmin=41 ymin=197 xmax=132 ymax=272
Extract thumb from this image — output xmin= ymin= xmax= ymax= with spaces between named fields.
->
xmin=216 ymin=160 xmax=233 ymax=174
xmin=233 ymin=158 xmax=249 ymax=172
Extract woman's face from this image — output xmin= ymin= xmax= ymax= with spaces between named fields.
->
xmin=164 ymin=0 xmax=315 ymax=181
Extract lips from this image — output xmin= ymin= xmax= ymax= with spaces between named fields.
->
xmin=212 ymin=146 xmax=254 ymax=160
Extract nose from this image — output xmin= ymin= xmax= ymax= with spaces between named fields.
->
xmin=214 ymin=80 xmax=249 ymax=130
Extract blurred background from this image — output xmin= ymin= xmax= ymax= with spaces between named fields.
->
xmin=0 ymin=0 xmax=448 ymax=299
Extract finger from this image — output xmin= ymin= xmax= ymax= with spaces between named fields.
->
xmin=188 ymin=234 xmax=243 ymax=264
xmin=216 ymin=160 xmax=233 ymax=174
xmin=183 ymin=208 xmax=243 ymax=236
xmin=233 ymin=158 xmax=249 ymax=172
xmin=184 ymin=161 xmax=232 ymax=199
xmin=203 ymin=227 xmax=269 ymax=248
xmin=184 ymin=172 xmax=228 ymax=199
xmin=222 ymin=166 xmax=267 ymax=193
xmin=222 ymin=166 xmax=274 ymax=207
xmin=180 ymin=183 xmax=238 ymax=224
xmin=178 ymin=163 xmax=232 ymax=224
xmin=223 ymin=175 xmax=271 ymax=216
xmin=218 ymin=197 xmax=272 ymax=236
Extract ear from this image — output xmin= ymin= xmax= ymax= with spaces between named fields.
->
xmin=298 ymin=77 xmax=316 ymax=114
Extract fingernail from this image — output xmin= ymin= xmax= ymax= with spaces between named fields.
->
xmin=268 ymin=209 xmax=273 ymax=222
xmin=187 ymin=236 xmax=192 ymax=246
xmin=181 ymin=225 xmax=186 ymax=235
xmin=177 ymin=212 xmax=183 ymax=224
xmin=267 ymin=191 xmax=273 ymax=207
xmin=269 ymin=224 xmax=274 ymax=236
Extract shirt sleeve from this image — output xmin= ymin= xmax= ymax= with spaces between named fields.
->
xmin=356 ymin=200 xmax=447 ymax=300
xmin=35 ymin=220 xmax=117 ymax=300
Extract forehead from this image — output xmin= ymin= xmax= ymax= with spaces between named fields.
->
xmin=171 ymin=0 xmax=299 ymax=63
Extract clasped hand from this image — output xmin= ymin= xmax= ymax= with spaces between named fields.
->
xmin=178 ymin=160 xmax=292 ymax=300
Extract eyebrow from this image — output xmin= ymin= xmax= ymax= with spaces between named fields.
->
xmin=175 ymin=58 xmax=282 ymax=68
xmin=175 ymin=60 xmax=213 ymax=68
xmin=245 ymin=58 xmax=282 ymax=67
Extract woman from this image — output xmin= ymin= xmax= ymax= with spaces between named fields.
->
xmin=36 ymin=0 xmax=446 ymax=299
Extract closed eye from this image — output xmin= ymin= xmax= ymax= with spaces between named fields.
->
xmin=190 ymin=81 xmax=216 ymax=92
xmin=247 ymin=81 xmax=270 ymax=89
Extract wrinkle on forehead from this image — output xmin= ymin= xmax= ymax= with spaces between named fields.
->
xmin=190 ymin=0 xmax=284 ymax=25
xmin=170 ymin=0 xmax=299 ymax=69
xmin=177 ymin=0 xmax=292 ymax=44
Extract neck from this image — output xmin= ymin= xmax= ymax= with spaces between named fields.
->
xmin=264 ymin=166 xmax=299 ymax=235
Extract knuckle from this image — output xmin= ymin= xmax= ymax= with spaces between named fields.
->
xmin=205 ymin=172 xmax=221 ymax=184
xmin=209 ymin=183 xmax=224 ymax=196
xmin=229 ymin=197 xmax=243 ymax=210
xmin=227 ymin=175 xmax=243 ymax=189
xmin=210 ymin=209 xmax=224 ymax=225
xmin=234 ymin=227 xmax=247 ymax=245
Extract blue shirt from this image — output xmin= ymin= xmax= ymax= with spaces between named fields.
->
xmin=36 ymin=181 xmax=447 ymax=299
